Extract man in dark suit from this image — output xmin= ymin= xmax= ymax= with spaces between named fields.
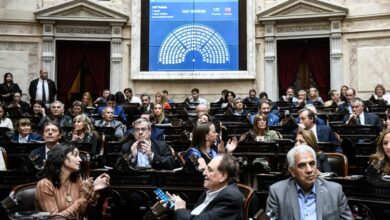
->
xmin=29 ymin=121 xmax=62 ymax=168
xmin=344 ymin=97 xmax=383 ymax=133
xmin=337 ymin=88 xmax=355 ymax=115
xmin=28 ymin=69 xmax=57 ymax=105
xmin=37 ymin=101 xmax=72 ymax=128
xmin=118 ymin=117 xmax=176 ymax=170
xmin=266 ymin=145 xmax=353 ymax=220
xmin=170 ymin=154 xmax=244 ymax=220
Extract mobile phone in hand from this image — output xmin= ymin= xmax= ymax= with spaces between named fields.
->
xmin=153 ymin=188 xmax=174 ymax=208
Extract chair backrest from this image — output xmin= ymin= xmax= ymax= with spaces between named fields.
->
xmin=0 ymin=146 xmax=7 ymax=170
xmin=9 ymin=182 xmax=37 ymax=212
xmin=79 ymin=150 xmax=91 ymax=180
xmin=177 ymin=151 xmax=187 ymax=166
xmin=237 ymin=183 xmax=254 ymax=220
xmin=326 ymin=152 xmax=348 ymax=177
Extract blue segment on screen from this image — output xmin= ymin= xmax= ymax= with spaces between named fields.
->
xmin=149 ymin=0 xmax=239 ymax=71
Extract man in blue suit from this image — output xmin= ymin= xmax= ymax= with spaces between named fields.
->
xmin=297 ymin=108 xmax=340 ymax=151
xmin=250 ymin=99 xmax=280 ymax=126
xmin=97 ymin=94 xmax=127 ymax=123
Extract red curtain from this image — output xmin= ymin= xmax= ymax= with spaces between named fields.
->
xmin=85 ymin=43 xmax=110 ymax=95
xmin=277 ymin=38 xmax=330 ymax=100
xmin=56 ymin=41 xmax=86 ymax=102
xmin=277 ymin=42 xmax=304 ymax=94
xmin=304 ymin=41 xmax=330 ymax=100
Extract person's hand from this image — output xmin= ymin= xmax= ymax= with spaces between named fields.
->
xmin=130 ymin=141 xmax=139 ymax=158
xmin=72 ymin=131 xmax=83 ymax=141
xmin=3 ymin=93 xmax=10 ymax=97
xmin=41 ymin=108 xmax=46 ymax=116
xmin=139 ymin=140 xmax=153 ymax=158
xmin=166 ymin=192 xmax=186 ymax=210
xmin=217 ymin=140 xmax=225 ymax=153
xmin=93 ymin=173 xmax=110 ymax=191
xmin=226 ymin=136 xmax=238 ymax=153
xmin=81 ymin=177 xmax=94 ymax=200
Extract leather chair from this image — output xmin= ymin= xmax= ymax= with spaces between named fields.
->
xmin=8 ymin=182 xmax=38 ymax=212
xmin=79 ymin=150 xmax=91 ymax=180
xmin=0 ymin=147 xmax=7 ymax=170
xmin=237 ymin=183 xmax=254 ymax=220
xmin=326 ymin=152 xmax=348 ymax=177
xmin=177 ymin=151 xmax=187 ymax=166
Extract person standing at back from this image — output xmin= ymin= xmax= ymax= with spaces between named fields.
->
xmin=29 ymin=69 xmax=57 ymax=105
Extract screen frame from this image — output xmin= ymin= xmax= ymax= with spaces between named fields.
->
xmin=131 ymin=0 xmax=255 ymax=80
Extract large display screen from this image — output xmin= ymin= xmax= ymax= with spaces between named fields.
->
xmin=148 ymin=0 xmax=240 ymax=71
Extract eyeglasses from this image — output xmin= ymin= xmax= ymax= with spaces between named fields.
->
xmin=134 ymin=127 xmax=149 ymax=132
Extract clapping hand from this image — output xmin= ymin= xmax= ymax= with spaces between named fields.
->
xmin=166 ymin=192 xmax=186 ymax=210
xmin=225 ymin=136 xmax=238 ymax=153
xmin=93 ymin=173 xmax=110 ymax=191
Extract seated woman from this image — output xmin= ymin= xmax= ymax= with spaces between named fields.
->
xmin=295 ymin=129 xmax=332 ymax=173
xmin=67 ymin=100 xmax=84 ymax=119
xmin=82 ymin=92 xmax=94 ymax=108
xmin=196 ymin=113 xmax=211 ymax=124
xmin=308 ymin=87 xmax=324 ymax=105
xmin=221 ymin=90 xmax=235 ymax=109
xmin=27 ymin=101 xmax=47 ymax=126
xmin=35 ymin=144 xmax=110 ymax=218
xmin=184 ymin=122 xmax=237 ymax=171
xmin=339 ymin=85 xmax=349 ymax=102
xmin=369 ymin=84 xmax=390 ymax=104
xmin=12 ymin=118 xmax=42 ymax=143
xmin=155 ymin=91 xmax=171 ymax=110
xmin=240 ymin=114 xmax=282 ymax=142
xmin=365 ymin=128 xmax=390 ymax=182
xmin=152 ymin=103 xmax=170 ymax=124
xmin=0 ymin=104 xmax=13 ymax=130
xmin=66 ymin=114 xmax=98 ymax=155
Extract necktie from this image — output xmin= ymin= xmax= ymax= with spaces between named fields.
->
xmin=356 ymin=116 xmax=361 ymax=125
xmin=42 ymin=80 xmax=46 ymax=103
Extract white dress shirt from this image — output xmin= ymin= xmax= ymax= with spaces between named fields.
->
xmin=36 ymin=79 xmax=49 ymax=101
xmin=191 ymin=185 xmax=227 ymax=215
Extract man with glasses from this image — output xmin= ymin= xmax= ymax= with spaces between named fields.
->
xmin=118 ymin=117 xmax=176 ymax=170
xmin=28 ymin=68 xmax=57 ymax=105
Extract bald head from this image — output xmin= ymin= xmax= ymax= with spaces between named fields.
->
xmin=196 ymin=104 xmax=208 ymax=116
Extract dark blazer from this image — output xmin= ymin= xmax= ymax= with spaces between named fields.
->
xmin=28 ymin=78 xmax=57 ymax=103
xmin=119 ymin=139 xmax=176 ymax=170
xmin=29 ymin=146 xmax=46 ymax=168
xmin=0 ymin=83 xmax=21 ymax=104
xmin=175 ymin=183 xmax=244 ymax=220
xmin=316 ymin=125 xmax=337 ymax=144
xmin=12 ymin=133 xmax=42 ymax=143
xmin=343 ymin=112 xmax=383 ymax=132
xmin=38 ymin=115 xmax=73 ymax=128
xmin=337 ymin=102 xmax=350 ymax=115
xmin=266 ymin=177 xmax=353 ymax=220
xmin=98 ymin=105 xmax=127 ymax=123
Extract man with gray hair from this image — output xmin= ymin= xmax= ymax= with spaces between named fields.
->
xmin=343 ymin=97 xmax=382 ymax=132
xmin=118 ymin=117 xmax=176 ymax=170
xmin=38 ymin=100 xmax=72 ymax=128
xmin=266 ymin=145 xmax=352 ymax=220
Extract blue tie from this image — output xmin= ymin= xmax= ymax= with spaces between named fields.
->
xmin=42 ymin=80 xmax=46 ymax=103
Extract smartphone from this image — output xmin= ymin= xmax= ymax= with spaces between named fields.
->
xmin=153 ymin=188 xmax=174 ymax=208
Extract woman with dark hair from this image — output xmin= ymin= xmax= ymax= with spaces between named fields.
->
xmin=240 ymin=114 xmax=282 ymax=142
xmin=340 ymin=85 xmax=349 ymax=102
xmin=184 ymin=122 xmax=237 ymax=171
xmin=36 ymin=143 xmax=110 ymax=218
xmin=0 ymin=104 xmax=13 ymax=130
xmin=295 ymin=129 xmax=332 ymax=173
xmin=27 ymin=101 xmax=47 ymax=126
xmin=67 ymin=100 xmax=84 ymax=118
xmin=115 ymin=91 xmax=126 ymax=105
xmin=0 ymin=72 xmax=21 ymax=104
xmin=66 ymin=114 xmax=99 ymax=155
xmin=221 ymin=90 xmax=236 ymax=109
xmin=196 ymin=113 xmax=211 ymax=124
xmin=152 ymin=103 xmax=170 ymax=124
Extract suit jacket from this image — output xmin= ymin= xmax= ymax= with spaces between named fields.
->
xmin=0 ymin=83 xmax=21 ymax=104
xmin=119 ymin=139 xmax=176 ymax=170
xmin=343 ymin=112 xmax=383 ymax=133
xmin=97 ymin=105 xmax=127 ymax=123
xmin=266 ymin=177 xmax=353 ymax=220
xmin=28 ymin=78 xmax=57 ymax=103
xmin=175 ymin=183 xmax=244 ymax=220
xmin=29 ymin=146 xmax=46 ymax=168
xmin=94 ymin=119 xmax=125 ymax=140
xmin=12 ymin=133 xmax=42 ymax=143
xmin=316 ymin=125 xmax=337 ymax=144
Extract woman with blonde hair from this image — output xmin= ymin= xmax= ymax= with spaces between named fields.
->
xmin=66 ymin=114 xmax=98 ymax=155
xmin=155 ymin=91 xmax=171 ymax=110
xmin=308 ymin=87 xmax=323 ymax=104
xmin=152 ymin=103 xmax=170 ymax=124
xmin=369 ymin=84 xmax=390 ymax=104
xmin=366 ymin=128 xmax=390 ymax=179
xmin=82 ymin=92 xmax=93 ymax=108
xmin=295 ymin=129 xmax=331 ymax=173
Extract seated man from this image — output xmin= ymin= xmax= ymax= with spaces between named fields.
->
xmin=38 ymin=101 xmax=72 ymax=128
xmin=337 ymin=88 xmax=355 ymax=115
xmin=224 ymin=97 xmax=249 ymax=116
xmin=94 ymin=89 xmax=110 ymax=105
xmin=94 ymin=106 xmax=125 ymax=141
xmin=297 ymin=108 xmax=339 ymax=151
xmin=169 ymin=154 xmax=244 ymax=220
xmin=294 ymin=104 xmax=326 ymax=126
xmin=139 ymin=93 xmax=154 ymax=114
xmin=324 ymin=89 xmax=344 ymax=108
xmin=280 ymin=86 xmax=298 ymax=103
xmin=344 ymin=97 xmax=383 ymax=133
xmin=267 ymin=145 xmax=353 ymax=220
xmin=118 ymin=117 xmax=176 ymax=170
xmin=250 ymin=99 xmax=280 ymax=126
xmin=30 ymin=121 xmax=62 ymax=168
xmin=97 ymin=94 xmax=127 ymax=123
xmin=124 ymin=87 xmax=141 ymax=105
xmin=186 ymin=88 xmax=208 ymax=105
xmin=125 ymin=113 xmax=164 ymax=141
xmin=243 ymin=89 xmax=260 ymax=107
